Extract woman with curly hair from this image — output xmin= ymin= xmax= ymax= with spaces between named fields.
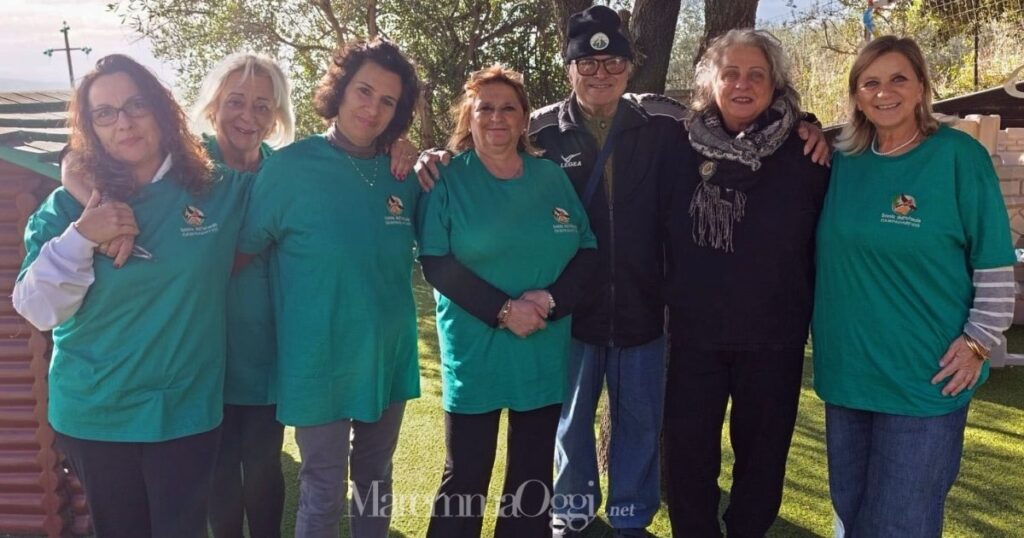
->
xmin=237 ymin=38 xmax=423 ymax=538
xmin=13 ymin=54 xmax=251 ymax=538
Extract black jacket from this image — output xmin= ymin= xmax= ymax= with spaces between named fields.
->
xmin=529 ymin=93 xmax=686 ymax=347
xmin=665 ymin=129 xmax=829 ymax=350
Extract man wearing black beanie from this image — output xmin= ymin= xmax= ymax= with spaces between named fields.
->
xmin=532 ymin=6 xmax=680 ymax=538
xmin=413 ymin=6 xmax=828 ymax=538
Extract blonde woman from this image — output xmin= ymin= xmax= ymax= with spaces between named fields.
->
xmin=189 ymin=52 xmax=294 ymax=538
xmin=814 ymin=35 xmax=1015 ymax=536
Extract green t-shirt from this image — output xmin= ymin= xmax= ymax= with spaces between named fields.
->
xmin=238 ymin=135 xmax=421 ymax=427
xmin=416 ymin=150 xmax=597 ymax=413
xmin=21 ymin=170 xmax=250 ymax=441
xmin=813 ymin=126 xmax=1015 ymax=416
xmin=203 ymin=135 xmax=278 ymax=405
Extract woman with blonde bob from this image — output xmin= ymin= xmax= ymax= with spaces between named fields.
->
xmin=813 ymin=35 xmax=1015 ymax=536
xmin=191 ymin=52 xmax=296 ymax=167
xmin=417 ymin=64 xmax=597 ymax=537
xmin=189 ymin=52 xmax=295 ymax=538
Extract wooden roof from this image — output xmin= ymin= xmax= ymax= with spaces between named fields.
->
xmin=0 ymin=91 xmax=70 ymax=181
xmin=932 ymin=81 xmax=1024 ymax=128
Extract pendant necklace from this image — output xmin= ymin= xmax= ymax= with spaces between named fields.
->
xmin=344 ymin=151 xmax=379 ymax=187
xmin=872 ymin=131 xmax=920 ymax=156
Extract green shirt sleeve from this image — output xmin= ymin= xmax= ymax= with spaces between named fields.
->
xmin=416 ymin=176 xmax=452 ymax=257
xmin=953 ymin=134 xmax=1016 ymax=270
xmin=19 ymin=190 xmax=81 ymax=278
xmin=238 ymin=154 xmax=286 ymax=255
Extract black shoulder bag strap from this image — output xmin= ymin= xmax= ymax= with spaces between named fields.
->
xmin=581 ymin=117 xmax=621 ymax=207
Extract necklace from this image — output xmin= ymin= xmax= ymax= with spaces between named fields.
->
xmin=872 ymin=131 xmax=921 ymax=156
xmin=343 ymin=151 xmax=379 ymax=187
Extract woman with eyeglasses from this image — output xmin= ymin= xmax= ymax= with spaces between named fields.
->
xmin=13 ymin=54 xmax=251 ymax=538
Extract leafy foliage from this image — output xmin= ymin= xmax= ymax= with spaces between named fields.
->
xmin=110 ymin=0 xmax=570 ymax=144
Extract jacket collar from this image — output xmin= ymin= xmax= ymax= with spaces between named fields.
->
xmin=558 ymin=93 xmax=648 ymax=134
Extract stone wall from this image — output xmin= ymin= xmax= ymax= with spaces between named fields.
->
xmin=953 ymin=115 xmax=1024 ymax=248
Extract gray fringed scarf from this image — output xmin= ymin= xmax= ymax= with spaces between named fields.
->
xmin=686 ymin=91 xmax=799 ymax=252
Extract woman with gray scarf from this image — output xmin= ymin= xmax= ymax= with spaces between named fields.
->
xmin=662 ymin=29 xmax=829 ymax=538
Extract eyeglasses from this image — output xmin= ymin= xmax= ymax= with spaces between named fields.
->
xmin=90 ymin=97 xmax=152 ymax=126
xmin=572 ymin=57 xmax=629 ymax=76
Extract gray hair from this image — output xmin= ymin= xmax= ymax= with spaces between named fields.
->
xmin=689 ymin=28 xmax=800 ymax=116
xmin=190 ymin=52 xmax=296 ymax=148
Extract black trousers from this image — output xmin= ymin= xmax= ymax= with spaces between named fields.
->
xmin=55 ymin=425 xmax=222 ymax=538
xmin=663 ymin=345 xmax=804 ymax=538
xmin=209 ymin=404 xmax=286 ymax=538
xmin=427 ymin=404 xmax=561 ymax=538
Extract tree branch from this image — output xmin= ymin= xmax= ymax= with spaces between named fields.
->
xmin=314 ymin=0 xmax=350 ymax=45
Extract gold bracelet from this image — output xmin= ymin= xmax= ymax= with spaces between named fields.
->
xmin=963 ymin=334 xmax=989 ymax=360
xmin=497 ymin=299 xmax=512 ymax=328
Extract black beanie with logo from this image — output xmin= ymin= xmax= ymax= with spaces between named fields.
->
xmin=565 ymin=5 xmax=634 ymax=62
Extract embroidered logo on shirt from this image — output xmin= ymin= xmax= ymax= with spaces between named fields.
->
xmin=180 ymin=205 xmax=220 ymax=237
xmin=387 ymin=195 xmax=405 ymax=216
xmin=553 ymin=207 xmax=578 ymax=233
xmin=590 ymin=33 xmax=610 ymax=51
xmin=183 ymin=205 xmax=205 ymax=227
xmin=560 ymin=152 xmax=584 ymax=169
xmin=880 ymin=193 xmax=921 ymax=228
xmin=891 ymin=194 xmax=917 ymax=215
xmin=385 ymin=195 xmax=411 ymax=226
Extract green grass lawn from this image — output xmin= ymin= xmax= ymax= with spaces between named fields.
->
xmin=271 ymin=274 xmax=1024 ymax=537
xmin=3 ymin=277 xmax=1019 ymax=538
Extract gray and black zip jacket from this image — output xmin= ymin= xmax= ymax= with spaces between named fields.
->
xmin=529 ymin=93 xmax=687 ymax=348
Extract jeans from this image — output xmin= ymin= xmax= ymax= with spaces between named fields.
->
xmin=553 ymin=335 xmax=666 ymax=531
xmin=209 ymin=404 xmax=286 ymax=538
xmin=663 ymin=345 xmax=804 ymax=538
xmin=427 ymin=404 xmax=561 ymax=538
xmin=825 ymin=403 xmax=970 ymax=538
xmin=294 ymin=402 xmax=406 ymax=538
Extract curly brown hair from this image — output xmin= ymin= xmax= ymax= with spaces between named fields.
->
xmin=68 ymin=54 xmax=212 ymax=201
xmin=312 ymin=38 xmax=420 ymax=154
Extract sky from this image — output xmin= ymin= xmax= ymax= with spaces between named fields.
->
xmin=0 ymin=0 xmax=177 ymax=91
xmin=0 ymin=0 xmax=817 ymax=93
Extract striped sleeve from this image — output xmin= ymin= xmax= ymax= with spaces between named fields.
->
xmin=963 ymin=266 xmax=1016 ymax=351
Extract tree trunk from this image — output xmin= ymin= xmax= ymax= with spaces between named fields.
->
xmin=628 ymin=0 xmax=682 ymax=94
xmin=418 ymin=82 xmax=436 ymax=149
xmin=694 ymin=0 xmax=759 ymax=64
xmin=550 ymin=0 xmax=594 ymax=58
xmin=366 ymin=0 xmax=378 ymax=38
